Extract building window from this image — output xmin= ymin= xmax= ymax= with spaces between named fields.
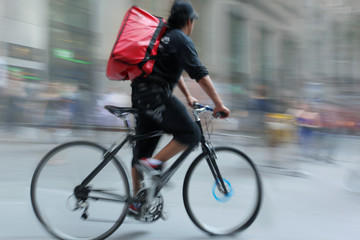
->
xmin=260 ymin=28 xmax=274 ymax=85
xmin=228 ymin=14 xmax=248 ymax=109
xmin=229 ymin=14 xmax=247 ymax=76
xmin=48 ymin=0 xmax=94 ymax=87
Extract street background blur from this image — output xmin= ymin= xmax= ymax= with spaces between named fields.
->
xmin=1 ymin=0 xmax=360 ymax=135
xmin=1 ymin=0 xmax=360 ymax=138
xmin=1 ymin=0 xmax=360 ymax=187
xmin=1 ymin=1 xmax=360 ymax=239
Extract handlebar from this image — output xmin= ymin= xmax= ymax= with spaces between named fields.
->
xmin=192 ymin=103 xmax=227 ymax=119
xmin=193 ymin=103 xmax=213 ymax=111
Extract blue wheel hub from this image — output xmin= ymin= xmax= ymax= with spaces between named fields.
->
xmin=212 ymin=178 xmax=234 ymax=202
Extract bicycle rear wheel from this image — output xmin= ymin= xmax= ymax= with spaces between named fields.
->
xmin=31 ymin=141 xmax=130 ymax=240
xmin=183 ymin=147 xmax=262 ymax=235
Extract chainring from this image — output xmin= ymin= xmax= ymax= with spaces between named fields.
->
xmin=133 ymin=189 xmax=164 ymax=223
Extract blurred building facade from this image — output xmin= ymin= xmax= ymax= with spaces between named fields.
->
xmin=1 ymin=0 xmax=360 ymax=127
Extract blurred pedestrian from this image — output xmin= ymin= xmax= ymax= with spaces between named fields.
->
xmin=296 ymin=102 xmax=321 ymax=160
xmin=246 ymin=85 xmax=273 ymax=136
xmin=316 ymin=105 xmax=340 ymax=164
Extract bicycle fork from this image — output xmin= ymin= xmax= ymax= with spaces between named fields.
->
xmin=203 ymin=142 xmax=230 ymax=196
xmin=196 ymin=118 xmax=229 ymax=196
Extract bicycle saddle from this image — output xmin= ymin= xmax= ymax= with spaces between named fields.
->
xmin=105 ymin=105 xmax=139 ymax=117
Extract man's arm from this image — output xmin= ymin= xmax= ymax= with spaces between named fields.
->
xmin=178 ymin=75 xmax=198 ymax=106
xmin=197 ymin=75 xmax=230 ymax=118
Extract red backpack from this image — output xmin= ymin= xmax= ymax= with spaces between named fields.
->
xmin=106 ymin=6 xmax=167 ymax=81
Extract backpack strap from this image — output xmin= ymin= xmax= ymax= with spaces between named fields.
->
xmin=138 ymin=18 xmax=167 ymax=70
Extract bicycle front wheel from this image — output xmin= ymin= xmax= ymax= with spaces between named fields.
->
xmin=31 ymin=141 xmax=130 ymax=240
xmin=183 ymin=147 xmax=262 ymax=235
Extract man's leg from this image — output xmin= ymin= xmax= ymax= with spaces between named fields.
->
xmin=150 ymin=96 xmax=201 ymax=164
xmin=153 ymin=139 xmax=188 ymax=162
xmin=131 ymin=132 xmax=160 ymax=196
xmin=131 ymin=167 xmax=142 ymax=196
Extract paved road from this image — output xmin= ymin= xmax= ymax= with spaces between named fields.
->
xmin=0 ymin=127 xmax=359 ymax=240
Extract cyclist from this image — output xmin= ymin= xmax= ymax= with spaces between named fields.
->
xmin=129 ymin=0 xmax=230 ymax=214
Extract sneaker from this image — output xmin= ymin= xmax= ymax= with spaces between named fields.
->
xmin=128 ymin=202 xmax=142 ymax=215
xmin=139 ymin=158 xmax=163 ymax=175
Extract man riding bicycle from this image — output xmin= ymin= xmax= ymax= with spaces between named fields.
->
xmin=129 ymin=0 xmax=230 ymax=214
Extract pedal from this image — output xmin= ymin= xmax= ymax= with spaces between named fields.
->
xmin=160 ymin=211 xmax=167 ymax=221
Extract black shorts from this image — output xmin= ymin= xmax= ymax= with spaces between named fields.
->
xmin=131 ymin=80 xmax=200 ymax=164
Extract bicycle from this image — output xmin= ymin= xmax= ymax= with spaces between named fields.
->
xmin=30 ymin=103 xmax=263 ymax=240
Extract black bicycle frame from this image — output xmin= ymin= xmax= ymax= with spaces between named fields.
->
xmin=77 ymin=118 xmax=228 ymax=200
xmin=79 ymin=131 xmax=162 ymax=188
xmin=154 ymin=119 xmax=229 ymax=195
xmin=79 ymin=136 xmax=129 ymax=187
xmin=153 ymin=119 xmax=224 ymax=194
xmin=195 ymin=120 xmax=229 ymax=195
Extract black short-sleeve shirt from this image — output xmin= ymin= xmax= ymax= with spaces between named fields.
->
xmin=148 ymin=28 xmax=209 ymax=90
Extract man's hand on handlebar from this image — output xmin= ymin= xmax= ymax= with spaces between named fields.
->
xmin=187 ymin=96 xmax=199 ymax=107
xmin=213 ymin=105 xmax=230 ymax=119
xmin=193 ymin=103 xmax=230 ymax=119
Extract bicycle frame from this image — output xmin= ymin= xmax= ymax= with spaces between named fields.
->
xmin=75 ymin=105 xmax=229 ymax=203
xmin=30 ymin=101 xmax=265 ymax=240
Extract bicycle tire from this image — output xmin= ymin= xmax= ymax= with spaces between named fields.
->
xmin=30 ymin=141 xmax=130 ymax=240
xmin=183 ymin=146 xmax=262 ymax=235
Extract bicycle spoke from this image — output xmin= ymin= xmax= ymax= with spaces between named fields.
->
xmin=183 ymin=147 xmax=262 ymax=235
xmin=31 ymin=141 xmax=130 ymax=240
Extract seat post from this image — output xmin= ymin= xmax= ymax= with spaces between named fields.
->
xmin=122 ymin=116 xmax=136 ymax=137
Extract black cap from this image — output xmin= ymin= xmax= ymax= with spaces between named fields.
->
xmin=170 ymin=0 xmax=199 ymax=20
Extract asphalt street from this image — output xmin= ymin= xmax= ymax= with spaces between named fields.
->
xmin=0 ymin=127 xmax=359 ymax=240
